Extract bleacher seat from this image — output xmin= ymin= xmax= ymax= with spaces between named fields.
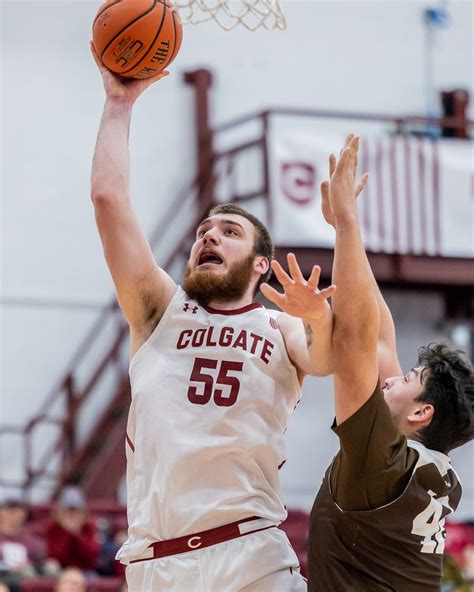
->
xmin=87 ymin=577 xmax=123 ymax=591
xmin=20 ymin=578 xmax=55 ymax=592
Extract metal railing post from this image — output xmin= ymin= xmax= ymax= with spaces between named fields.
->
xmin=24 ymin=423 xmax=34 ymax=493
xmin=261 ymin=111 xmax=272 ymax=230
xmin=64 ymin=375 xmax=77 ymax=476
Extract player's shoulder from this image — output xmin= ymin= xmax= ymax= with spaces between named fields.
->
xmin=407 ymin=439 xmax=461 ymax=503
xmin=270 ymin=310 xmax=297 ymax=330
xmin=407 ymin=440 xmax=454 ymax=475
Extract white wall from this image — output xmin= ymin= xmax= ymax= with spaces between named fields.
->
xmin=1 ymin=1 xmax=473 ymax=511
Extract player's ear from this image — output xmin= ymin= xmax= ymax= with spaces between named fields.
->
xmin=254 ymin=256 xmax=270 ymax=276
xmin=407 ymin=403 xmax=434 ymax=426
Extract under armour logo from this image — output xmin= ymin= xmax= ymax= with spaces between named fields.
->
xmin=183 ymin=303 xmax=198 ymax=314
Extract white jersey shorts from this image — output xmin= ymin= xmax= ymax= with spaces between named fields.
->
xmin=125 ymin=526 xmax=306 ymax=592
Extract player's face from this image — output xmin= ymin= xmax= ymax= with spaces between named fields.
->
xmin=183 ymin=214 xmax=263 ymax=305
xmin=189 ymin=214 xmax=257 ymax=274
xmin=383 ymin=367 xmax=425 ymax=427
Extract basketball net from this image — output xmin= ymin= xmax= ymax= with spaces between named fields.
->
xmin=174 ymin=0 xmax=286 ymax=31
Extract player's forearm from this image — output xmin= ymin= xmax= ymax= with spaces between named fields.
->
xmin=371 ymin=272 xmax=403 ymax=380
xmin=303 ymin=310 xmax=334 ymax=375
xmin=358 ymin=240 xmax=401 ymax=377
xmin=332 ymin=212 xmax=379 ymax=345
xmin=91 ymin=99 xmax=133 ymax=204
xmin=372 ymin=277 xmax=396 ymax=345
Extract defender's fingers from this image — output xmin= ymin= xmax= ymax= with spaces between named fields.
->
xmin=355 ymin=173 xmax=369 ymax=197
xmin=340 ymin=134 xmax=354 ymax=156
xmin=348 ymin=135 xmax=359 ymax=149
xmin=287 ymin=253 xmax=304 ymax=282
xmin=319 ymin=285 xmax=337 ymax=299
xmin=339 ymin=138 xmax=359 ymax=170
xmin=334 ymin=146 xmax=352 ymax=172
xmin=320 ymin=180 xmax=329 ymax=201
xmin=307 ymin=265 xmax=322 ymax=290
xmin=271 ymin=259 xmax=293 ymax=287
xmin=329 ymin=154 xmax=336 ymax=177
xmin=260 ymin=283 xmax=284 ymax=305
xmin=346 ymin=133 xmax=355 ymax=145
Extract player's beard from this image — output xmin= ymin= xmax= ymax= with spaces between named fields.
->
xmin=183 ymin=253 xmax=256 ymax=306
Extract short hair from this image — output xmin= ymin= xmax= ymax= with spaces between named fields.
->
xmin=415 ymin=343 xmax=474 ymax=453
xmin=208 ymin=203 xmax=274 ymax=289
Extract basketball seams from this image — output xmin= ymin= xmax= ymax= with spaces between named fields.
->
xmin=140 ymin=5 xmax=177 ymax=74
xmin=166 ymin=10 xmax=181 ymax=68
xmin=99 ymin=0 xmax=159 ymax=60
xmin=162 ymin=10 xmax=177 ymax=70
xmin=119 ymin=0 xmax=169 ymax=76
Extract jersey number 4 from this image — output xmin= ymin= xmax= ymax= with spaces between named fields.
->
xmin=411 ymin=490 xmax=452 ymax=554
xmin=187 ymin=357 xmax=243 ymax=407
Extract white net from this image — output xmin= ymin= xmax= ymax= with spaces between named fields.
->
xmin=174 ymin=0 xmax=286 ymax=31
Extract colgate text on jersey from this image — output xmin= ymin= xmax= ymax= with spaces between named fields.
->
xmin=176 ymin=326 xmax=274 ymax=364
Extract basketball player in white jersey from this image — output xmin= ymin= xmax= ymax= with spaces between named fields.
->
xmin=91 ymin=47 xmax=336 ymax=591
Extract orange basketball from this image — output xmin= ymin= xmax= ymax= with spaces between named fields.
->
xmin=92 ymin=0 xmax=183 ymax=79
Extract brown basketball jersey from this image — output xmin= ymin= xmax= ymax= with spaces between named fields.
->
xmin=308 ymin=440 xmax=462 ymax=591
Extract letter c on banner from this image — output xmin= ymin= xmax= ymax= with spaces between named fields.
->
xmin=281 ymin=162 xmax=316 ymax=205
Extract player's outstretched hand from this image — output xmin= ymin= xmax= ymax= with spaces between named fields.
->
xmin=260 ymin=253 xmax=335 ymax=322
xmin=321 ymin=134 xmax=369 ymax=226
xmin=90 ymin=42 xmax=169 ymax=104
xmin=321 ymin=158 xmax=368 ymax=228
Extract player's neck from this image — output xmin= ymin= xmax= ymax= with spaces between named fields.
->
xmin=206 ymin=294 xmax=255 ymax=311
xmin=208 ymin=298 xmax=253 ymax=310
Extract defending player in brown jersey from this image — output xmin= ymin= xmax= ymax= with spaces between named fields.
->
xmin=307 ymin=136 xmax=473 ymax=591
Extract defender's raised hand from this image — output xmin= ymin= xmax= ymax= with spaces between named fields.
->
xmin=91 ymin=42 xmax=169 ymax=104
xmin=321 ymin=162 xmax=368 ymax=228
xmin=321 ymin=135 xmax=368 ymax=228
xmin=329 ymin=135 xmax=365 ymax=220
xmin=260 ymin=253 xmax=335 ymax=322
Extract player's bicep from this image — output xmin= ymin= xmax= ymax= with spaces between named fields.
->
xmin=278 ymin=314 xmax=332 ymax=378
xmin=94 ymin=198 xmax=177 ymax=326
xmin=277 ymin=315 xmax=309 ymax=374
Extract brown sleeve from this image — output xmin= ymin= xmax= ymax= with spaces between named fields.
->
xmin=330 ymin=384 xmax=419 ymax=511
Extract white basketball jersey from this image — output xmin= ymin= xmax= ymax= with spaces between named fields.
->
xmin=117 ymin=287 xmax=301 ymax=563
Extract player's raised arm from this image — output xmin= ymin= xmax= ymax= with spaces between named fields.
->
xmin=90 ymin=44 xmax=177 ymax=337
xmin=329 ymin=136 xmax=380 ymax=424
xmin=320 ymin=148 xmax=402 ymax=385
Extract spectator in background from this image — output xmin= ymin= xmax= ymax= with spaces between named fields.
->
xmin=0 ymin=492 xmax=45 ymax=582
xmin=0 ymin=583 xmax=10 ymax=592
xmin=55 ymin=567 xmax=86 ymax=592
xmin=47 ymin=486 xmax=99 ymax=573
xmin=96 ymin=518 xmax=125 ymax=578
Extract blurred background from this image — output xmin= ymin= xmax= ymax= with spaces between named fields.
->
xmin=1 ymin=0 xmax=473 ymax=590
